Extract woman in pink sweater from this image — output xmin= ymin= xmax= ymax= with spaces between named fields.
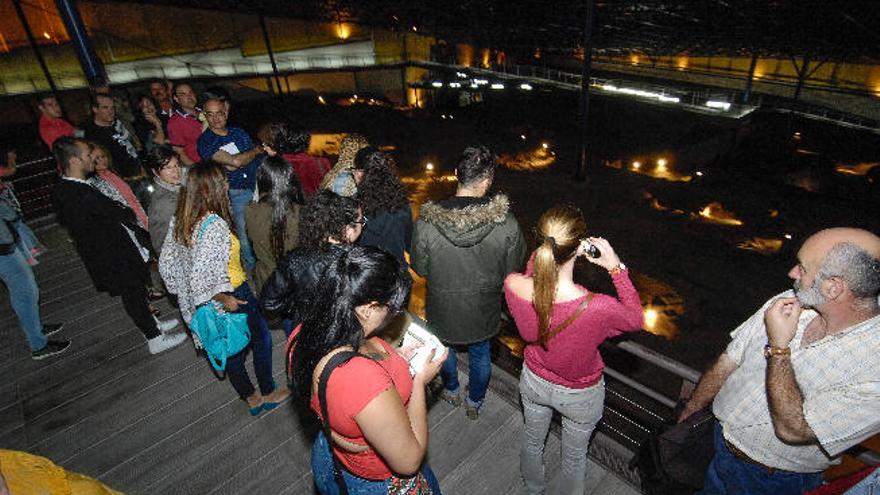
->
xmin=504 ymin=205 xmax=644 ymax=495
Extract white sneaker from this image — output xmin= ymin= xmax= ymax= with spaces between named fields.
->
xmin=154 ymin=316 xmax=180 ymax=333
xmin=147 ymin=333 xmax=187 ymax=354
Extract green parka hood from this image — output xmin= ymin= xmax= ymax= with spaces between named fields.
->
xmin=417 ymin=194 xmax=511 ymax=248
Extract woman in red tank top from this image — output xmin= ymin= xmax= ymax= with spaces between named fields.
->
xmin=289 ymin=246 xmax=447 ymax=494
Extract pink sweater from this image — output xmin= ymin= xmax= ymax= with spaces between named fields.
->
xmin=504 ymin=269 xmax=644 ymax=389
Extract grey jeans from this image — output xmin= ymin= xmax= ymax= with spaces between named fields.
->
xmin=519 ymin=364 xmax=605 ymax=495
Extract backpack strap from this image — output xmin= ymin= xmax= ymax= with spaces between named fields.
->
xmin=318 ymin=350 xmax=365 ymax=495
xmin=544 ymin=292 xmax=594 ymax=343
xmin=196 ymin=213 xmax=221 ymax=240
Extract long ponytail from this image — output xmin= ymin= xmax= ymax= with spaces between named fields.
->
xmin=532 ymin=205 xmax=588 ymax=349
xmin=534 ymin=237 xmax=559 ymax=348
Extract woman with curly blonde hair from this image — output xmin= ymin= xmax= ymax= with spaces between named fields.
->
xmin=320 ymin=133 xmax=370 ymax=197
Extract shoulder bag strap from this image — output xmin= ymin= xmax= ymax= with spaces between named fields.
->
xmin=196 ymin=213 xmax=220 ymax=240
xmin=318 ymin=350 xmax=365 ymax=495
xmin=544 ymin=292 xmax=594 ymax=343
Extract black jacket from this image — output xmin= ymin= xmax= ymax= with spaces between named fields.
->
xmin=260 ymin=243 xmax=350 ymax=325
xmin=53 ymin=179 xmax=151 ymax=294
xmin=358 ymin=205 xmax=413 ymax=268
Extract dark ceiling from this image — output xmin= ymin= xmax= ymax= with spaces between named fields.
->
xmin=106 ymin=0 xmax=880 ymax=62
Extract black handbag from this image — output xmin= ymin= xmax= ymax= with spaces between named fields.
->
xmin=630 ymin=407 xmax=716 ymax=495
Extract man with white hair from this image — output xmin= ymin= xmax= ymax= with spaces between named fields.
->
xmin=679 ymin=228 xmax=880 ymax=495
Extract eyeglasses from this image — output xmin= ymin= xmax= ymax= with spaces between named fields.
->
xmin=204 ymin=111 xmax=227 ymax=118
xmin=160 ymin=160 xmax=180 ymax=171
xmin=350 ymin=215 xmax=368 ymax=226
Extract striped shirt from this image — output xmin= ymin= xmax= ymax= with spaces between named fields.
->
xmin=713 ymin=290 xmax=880 ymax=472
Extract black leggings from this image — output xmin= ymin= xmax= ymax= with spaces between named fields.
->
xmin=119 ymin=284 xmax=159 ymax=339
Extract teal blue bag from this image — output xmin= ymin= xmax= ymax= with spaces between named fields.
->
xmin=190 ymin=214 xmax=250 ymax=374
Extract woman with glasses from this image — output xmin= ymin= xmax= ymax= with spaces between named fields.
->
xmin=261 ymin=190 xmax=364 ymax=337
xmin=351 ymin=147 xmax=412 ymax=269
xmin=146 ymin=145 xmax=181 ymax=255
xmin=503 ymin=205 xmax=644 ymax=495
xmin=289 ymin=245 xmax=445 ymax=494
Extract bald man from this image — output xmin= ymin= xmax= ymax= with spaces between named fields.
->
xmin=678 ymin=228 xmax=880 ymax=495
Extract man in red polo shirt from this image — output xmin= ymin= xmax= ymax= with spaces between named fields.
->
xmin=166 ymin=82 xmax=203 ymax=166
xmin=37 ymin=94 xmax=77 ymax=150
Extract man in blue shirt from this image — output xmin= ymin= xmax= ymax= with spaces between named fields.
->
xmin=197 ymin=93 xmax=265 ymax=270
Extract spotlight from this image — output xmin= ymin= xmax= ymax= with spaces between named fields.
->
xmin=425 ymin=162 xmax=435 ymax=171
xmin=784 ymin=233 xmax=793 ymax=240
xmin=431 ymin=81 xmax=443 ymax=88
xmin=520 ymin=83 xmax=533 ymax=90
xmin=520 ymin=134 xmax=527 ymax=140
xmin=695 ymin=170 xmax=703 ymax=177
xmin=657 ymin=158 xmax=668 ymax=168
xmin=490 ymin=83 xmax=505 ymax=90
xmin=541 ymin=142 xmax=549 ymax=149
xmin=632 ymin=161 xmax=641 ymax=170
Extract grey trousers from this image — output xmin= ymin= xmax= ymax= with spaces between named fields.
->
xmin=519 ymin=364 xmax=605 ymax=495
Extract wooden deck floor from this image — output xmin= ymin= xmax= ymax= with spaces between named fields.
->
xmin=0 ymin=225 xmax=639 ymax=495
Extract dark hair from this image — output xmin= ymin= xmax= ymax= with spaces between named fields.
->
xmin=36 ymin=93 xmax=56 ymax=105
xmin=456 ymin=146 xmax=496 ymax=187
xmin=172 ymin=81 xmax=194 ymax=96
xmin=290 ymin=245 xmax=411 ymax=400
xmin=353 ymin=147 xmax=409 ymax=217
xmin=133 ymin=93 xmax=160 ymax=117
xmin=260 ymin=122 xmax=308 ymax=154
xmin=145 ymin=145 xmax=177 ymax=176
xmin=53 ymin=136 xmax=86 ymax=174
xmin=257 ymin=155 xmax=305 ymax=261
xmin=172 ymin=161 xmax=233 ymax=247
xmin=89 ymin=92 xmax=113 ymax=111
xmin=298 ymin=190 xmax=360 ymax=248
xmin=147 ymin=77 xmax=168 ymax=88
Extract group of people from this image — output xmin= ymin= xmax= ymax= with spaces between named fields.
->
xmin=2 ymin=80 xmax=878 ymax=495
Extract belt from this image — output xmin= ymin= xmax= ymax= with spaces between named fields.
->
xmin=723 ymin=438 xmax=778 ymax=474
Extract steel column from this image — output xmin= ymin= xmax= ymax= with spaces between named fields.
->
xmin=742 ymin=52 xmax=758 ymax=103
xmin=258 ymin=15 xmax=284 ymax=99
xmin=12 ymin=0 xmax=58 ymax=93
xmin=574 ymin=0 xmax=596 ymax=181
xmin=55 ymin=0 xmax=106 ymax=87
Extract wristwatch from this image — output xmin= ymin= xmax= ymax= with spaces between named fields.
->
xmin=763 ymin=344 xmax=791 ymax=359
xmin=608 ymin=263 xmax=627 ymax=276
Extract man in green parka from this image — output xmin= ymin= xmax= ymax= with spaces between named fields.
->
xmin=411 ymin=146 xmax=526 ymax=419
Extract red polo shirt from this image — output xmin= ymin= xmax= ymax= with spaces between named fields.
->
xmin=167 ymin=110 xmax=203 ymax=163
xmin=39 ymin=114 xmax=76 ymax=149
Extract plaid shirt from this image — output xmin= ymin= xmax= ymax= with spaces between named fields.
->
xmin=713 ymin=290 xmax=880 ymax=472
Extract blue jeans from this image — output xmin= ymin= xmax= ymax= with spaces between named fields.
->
xmin=14 ymin=219 xmax=43 ymax=257
xmin=228 ymin=188 xmax=256 ymax=271
xmin=519 ymin=365 xmax=604 ymax=495
xmin=311 ymin=431 xmax=442 ymax=494
xmin=0 ymin=249 xmax=47 ymax=351
xmin=698 ymin=421 xmax=823 ymax=495
xmin=440 ymin=339 xmax=491 ymax=409
xmin=226 ymin=282 xmax=275 ymax=399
